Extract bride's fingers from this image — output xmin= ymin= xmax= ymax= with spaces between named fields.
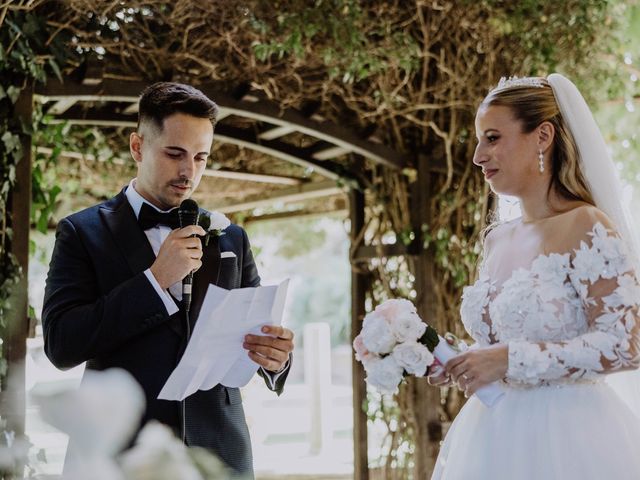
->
xmin=444 ymin=354 xmax=466 ymax=373
xmin=427 ymin=366 xmax=451 ymax=386
xmin=466 ymin=380 xmax=479 ymax=396
xmin=448 ymin=363 xmax=470 ymax=382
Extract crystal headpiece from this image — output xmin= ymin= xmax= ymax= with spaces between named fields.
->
xmin=491 ymin=76 xmax=545 ymax=93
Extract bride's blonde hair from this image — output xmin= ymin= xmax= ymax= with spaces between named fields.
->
xmin=482 ymin=78 xmax=595 ymax=206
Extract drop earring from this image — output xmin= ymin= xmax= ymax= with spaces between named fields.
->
xmin=538 ymin=150 xmax=545 ymax=173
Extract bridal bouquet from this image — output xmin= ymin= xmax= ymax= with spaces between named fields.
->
xmin=353 ymin=299 xmax=504 ymax=407
xmin=352 ymin=299 xmax=439 ymax=394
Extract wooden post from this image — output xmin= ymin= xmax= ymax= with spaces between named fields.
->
xmin=409 ymin=154 xmax=441 ymax=478
xmin=3 ymin=83 xmax=33 ymax=440
xmin=350 ymin=187 xmax=369 ymax=480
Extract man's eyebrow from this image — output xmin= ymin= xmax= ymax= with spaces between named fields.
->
xmin=164 ymin=146 xmax=209 ymax=156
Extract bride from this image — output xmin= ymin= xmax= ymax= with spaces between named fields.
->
xmin=428 ymin=74 xmax=640 ymax=479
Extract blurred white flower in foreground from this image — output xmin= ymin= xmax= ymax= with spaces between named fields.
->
xmin=31 ymin=368 xmax=145 ymax=480
xmin=120 ymin=421 xmax=232 ymax=480
xmin=29 ymin=368 xmax=236 ymax=479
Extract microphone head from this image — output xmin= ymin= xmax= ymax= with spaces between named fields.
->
xmin=178 ymin=199 xmax=199 ymax=227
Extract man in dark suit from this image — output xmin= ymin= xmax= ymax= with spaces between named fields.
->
xmin=42 ymin=82 xmax=294 ymax=477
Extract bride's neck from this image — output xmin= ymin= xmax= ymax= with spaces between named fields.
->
xmin=518 ymin=187 xmax=575 ymax=222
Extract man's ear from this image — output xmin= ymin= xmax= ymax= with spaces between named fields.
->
xmin=537 ymin=121 xmax=555 ymax=152
xmin=130 ymin=132 xmax=143 ymax=163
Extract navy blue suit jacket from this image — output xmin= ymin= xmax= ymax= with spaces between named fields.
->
xmin=42 ymin=188 xmax=289 ymax=475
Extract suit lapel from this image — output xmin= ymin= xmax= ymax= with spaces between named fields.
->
xmin=100 ymin=189 xmax=185 ymax=337
xmin=100 ymin=190 xmax=156 ymax=276
xmin=190 ymin=234 xmax=221 ymax=327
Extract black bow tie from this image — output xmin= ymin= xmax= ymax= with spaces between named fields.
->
xmin=138 ymin=202 xmax=180 ymax=230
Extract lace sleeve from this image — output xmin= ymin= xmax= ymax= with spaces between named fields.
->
xmin=506 ymin=222 xmax=640 ymax=385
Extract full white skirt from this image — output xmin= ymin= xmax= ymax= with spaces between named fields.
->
xmin=432 ymin=382 xmax=640 ymax=480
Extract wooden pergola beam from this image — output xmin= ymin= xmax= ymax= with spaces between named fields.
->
xmin=350 ymin=188 xmax=369 ymax=480
xmin=35 ymin=146 xmax=304 ymax=185
xmin=215 ymin=180 xmax=344 ymax=213
xmin=214 ymin=124 xmax=344 ymax=181
xmin=34 ymin=78 xmax=410 ymax=171
xmin=312 ymin=145 xmax=351 ymax=160
xmin=44 ymin=108 xmax=347 ymax=181
xmin=243 ymin=207 xmax=347 ymax=224
xmin=202 ymin=169 xmax=302 ymax=186
xmin=48 ymin=98 xmax=78 ymax=114
xmin=258 ymin=125 xmax=296 ymax=141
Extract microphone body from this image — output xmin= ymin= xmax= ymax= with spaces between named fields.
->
xmin=178 ymin=199 xmax=200 ymax=313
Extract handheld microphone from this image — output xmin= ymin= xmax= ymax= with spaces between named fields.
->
xmin=178 ymin=198 xmax=199 ymax=313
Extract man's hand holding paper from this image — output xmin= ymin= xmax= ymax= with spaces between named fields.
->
xmin=158 ymin=280 xmax=291 ymax=401
xmin=244 ymin=325 xmax=294 ymax=373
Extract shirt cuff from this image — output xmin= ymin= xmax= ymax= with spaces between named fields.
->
xmin=144 ymin=269 xmax=179 ymax=316
xmin=261 ymin=357 xmax=290 ymax=389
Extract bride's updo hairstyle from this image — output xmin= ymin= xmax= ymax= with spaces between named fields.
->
xmin=482 ymin=78 xmax=595 ymax=206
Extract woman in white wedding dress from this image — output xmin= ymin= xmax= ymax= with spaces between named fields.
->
xmin=428 ymin=74 xmax=640 ymax=480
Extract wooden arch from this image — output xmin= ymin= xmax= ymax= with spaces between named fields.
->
xmin=7 ymin=76 xmax=415 ymax=479
xmin=34 ymin=77 xmax=410 ymax=215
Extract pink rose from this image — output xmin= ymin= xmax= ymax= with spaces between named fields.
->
xmin=374 ymin=299 xmax=417 ymax=323
xmin=353 ymin=334 xmax=377 ymax=366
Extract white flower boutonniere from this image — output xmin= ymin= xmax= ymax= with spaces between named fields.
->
xmin=198 ymin=211 xmax=230 ymax=246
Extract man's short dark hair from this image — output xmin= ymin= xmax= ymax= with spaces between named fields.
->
xmin=137 ymin=82 xmax=219 ymax=131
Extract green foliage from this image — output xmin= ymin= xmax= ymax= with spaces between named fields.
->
xmin=249 ymin=0 xmax=420 ymax=83
xmin=593 ymin=4 xmax=640 ymax=189
xmin=0 ymin=8 xmax=75 ymax=477
xmin=247 ymin=216 xmax=351 ymax=346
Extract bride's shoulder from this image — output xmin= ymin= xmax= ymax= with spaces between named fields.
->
xmin=553 ymin=204 xmax=622 ymax=254
xmin=564 ymin=203 xmax=616 ymax=238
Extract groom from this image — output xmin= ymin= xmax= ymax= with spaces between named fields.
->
xmin=42 ymin=82 xmax=294 ymax=476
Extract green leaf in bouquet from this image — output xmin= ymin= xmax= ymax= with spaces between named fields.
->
xmin=419 ymin=325 xmax=440 ymax=351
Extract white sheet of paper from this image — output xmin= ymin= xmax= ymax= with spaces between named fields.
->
xmin=157 ymin=280 xmax=289 ymax=401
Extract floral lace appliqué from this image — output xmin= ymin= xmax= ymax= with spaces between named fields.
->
xmin=461 ymin=222 xmax=640 ymax=386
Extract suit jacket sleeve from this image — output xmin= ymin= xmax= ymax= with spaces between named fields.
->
xmin=239 ymin=226 xmax=260 ymax=288
xmin=42 ymin=218 xmax=170 ymax=369
xmin=237 ymin=226 xmax=291 ymax=394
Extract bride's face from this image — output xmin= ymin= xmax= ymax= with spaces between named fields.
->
xmin=473 ymin=104 xmax=540 ymax=196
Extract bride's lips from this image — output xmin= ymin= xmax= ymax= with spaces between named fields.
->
xmin=483 ymin=169 xmax=499 ymax=180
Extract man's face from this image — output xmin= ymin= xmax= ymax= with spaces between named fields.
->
xmin=130 ymin=112 xmax=214 ymax=210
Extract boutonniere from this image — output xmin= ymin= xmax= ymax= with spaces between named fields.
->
xmin=198 ymin=211 xmax=231 ymax=246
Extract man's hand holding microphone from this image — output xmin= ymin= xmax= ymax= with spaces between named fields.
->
xmin=149 ymin=198 xmax=294 ymax=373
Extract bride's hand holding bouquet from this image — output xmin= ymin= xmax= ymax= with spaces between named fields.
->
xmin=353 ymin=299 xmax=504 ymax=407
xmin=435 ymin=343 xmax=508 ymax=397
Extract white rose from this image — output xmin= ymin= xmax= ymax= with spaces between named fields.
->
xmin=361 ymin=311 xmax=397 ymax=354
xmin=207 ymin=211 xmax=231 ymax=232
xmin=392 ymin=342 xmax=434 ymax=376
xmin=389 ymin=312 xmax=427 ymax=343
xmin=365 ymin=355 xmax=404 ymax=394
